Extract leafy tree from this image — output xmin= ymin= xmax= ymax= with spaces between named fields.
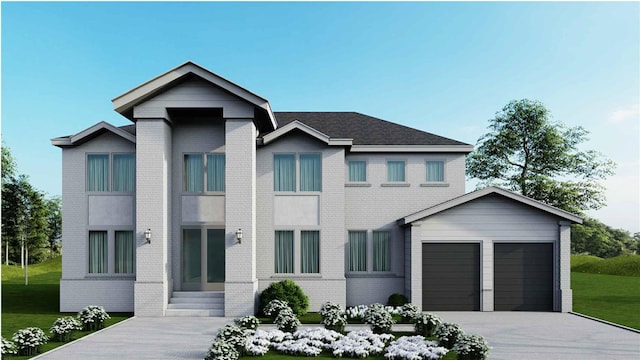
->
xmin=2 ymin=143 xmax=17 ymax=185
xmin=45 ymin=197 xmax=62 ymax=258
xmin=571 ymin=218 xmax=636 ymax=258
xmin=467 ymin=99 xmax=615 ymax=215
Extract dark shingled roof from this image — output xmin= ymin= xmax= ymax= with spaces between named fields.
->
xmin=271 ymin=112 xmax=469 ymax=146
xmin=119 ymin=124 xmax=136 ymax=135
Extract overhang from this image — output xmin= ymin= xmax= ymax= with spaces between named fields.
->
xmin=398 ymin=186 xmax=583 ymax=226
xmin=51 ymin=121 xmax=136 ymax=148
xmin=260 ymin=120 xmax=353 ymax=146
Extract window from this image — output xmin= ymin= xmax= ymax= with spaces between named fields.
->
xmin=300 ymin=154 xmax=321 ymax=191
xmin=426 ymin=161 xmax=444 ymax=182
xmin=88 ymin=231 xmax=108 ymax=273
xmin=372 ymin=231 xmax=390 ymax=271
xmin=115 ymin=231 xmax=135 ymax=273
xmin=184 ymin=154 xmax=204 ymax=192
xmin=113 ymin=154 xmax=135 ymax=192
xmin=348 ymin=231 xmax=367 ymax=271
xmin=300 ymin=231 xmax=320 ymax=273
xmin=348 ymin=161 xmax=366 ymax=182
xmin=275 ymin=231 xmax=294 ymax=273
xmin=206 ymin=154 xmax=225 ymax=192
xmin=87 ymin=154 xmax=109 ymax=191
xmin=387 ymin=161 xmax=406 ymax=182
xmin=274 ymin=154 xmax=296 ymax=191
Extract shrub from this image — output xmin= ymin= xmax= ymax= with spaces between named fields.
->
xmin=319 ymin=301 xmax=347 ymax=333
xmin=50 ymin=316 xmax=83 ymax=342
xmin=399 ymin=303 xmax=420 ymax=322
xmin=12 ymin=327 xmax=48 ymax=356
xmin=205 ymin=339 xmax=239 ymax=360
xmin=275 ymin=307 xmax=301 ymax=333
xmin=387 ymin=293 xmax=408 ymax=306
xmin=259 ymin=279 xmax=309 ymax=316
xmin=263 ymin=299 xmax=290 ymax=318
xmin=384 ymin=335 xmax=449 ymax=360
xmin=434 ymin=322 xmax=464 ymax=349
xmin=1 ymin=336 xmax=17 ymax=356
xmin=216 ymin=324 xmax=250 ymax=351
xmin=413 ymin=313 xmax=442 ymax=337
xmin=453 ymin=334 xmax=491 ymax=360
xmin=364 ymin=303 xmax=396 ymax=334
xmin=234 ymin=315 xmax=260 ymax=331
xmin=78 ymin=305 xmax=111 ymax=331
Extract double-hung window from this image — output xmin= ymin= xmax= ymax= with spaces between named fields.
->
xmin=88 ymin=231 xmax=108 ymax=273
xmin=426 ymin=161 xmax=445 ymax=182
xmin=372 ymin=231 xmax=390 ymax=272
xmin=387 ymin=161 xmax=406 ymax=182
xmin=348 ymin=161 xmax=367 ymax=182
xmin=274 ymin=153 xmax=321 ymax=191
xmin=88 ymin=153 xmax=135 ymax=192
xmin=184 ymin=153 xmax=225 ymax=192
xmin=348 ymin=231 xmax=367 ymax=271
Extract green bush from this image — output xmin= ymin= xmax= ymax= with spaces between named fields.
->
xmin=259 ymin=279 xmax=309 ymax=316
xmin=571 ymin=254 xmax=640 ymax=277
xmin=387 ymin=293 xmax=408 ymax=306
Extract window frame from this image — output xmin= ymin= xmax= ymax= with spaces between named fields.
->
xmin=300 ymin=230 xmax=320 ymax=274
xmin=348 ymin=230 xmax=368 ymax=272
xmin=114 ymin=230 xmax=135 ymax=274
xmin=425 ymin=160 xmax=445 ymax=183
xmin=274 ymin=230 xmax=295 ymax=274
xmin=347 ymin=160 xmax=367 ymax=183
xmin=87 ymin=152 xmax=136 ymax=193
xmin=183 ymin=152 xmax=226 ymax=194
xmin=299 ymin=153 xmax=322 ymax=192
xmin=112 ymin=153 xmax=136 ymax=192
xmin=372 ymin=231 xmax=391 ymax=272
xmin=273 ymin=153 xmax=297 ymax=192
xmin=86 ymin=153 xmax=110 ymax=192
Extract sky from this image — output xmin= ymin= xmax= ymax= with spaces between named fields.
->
xmin=1 ymin=1 xmax=639 ymax=233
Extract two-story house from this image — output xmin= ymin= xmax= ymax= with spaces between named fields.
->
xmin=52 ymin=62 xmax=580 ymax=317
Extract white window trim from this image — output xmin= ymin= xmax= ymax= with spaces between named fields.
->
xmin=182 ymin=152 xmax=226 ymax=195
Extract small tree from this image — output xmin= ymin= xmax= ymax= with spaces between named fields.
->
xmin=467 ymin=99 xmax=615 ymax=215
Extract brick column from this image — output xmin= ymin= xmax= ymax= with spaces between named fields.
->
xmin=134 ymin=118 xmax=172 ymax=316
xmin=559 ymin=221 xmax=572 ymax=312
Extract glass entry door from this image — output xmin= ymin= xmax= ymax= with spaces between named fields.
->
xmin=182 ymin=228 xmax=225 ymax=291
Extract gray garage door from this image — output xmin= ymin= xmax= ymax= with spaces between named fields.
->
xmin=422 ymin=243 xmax=480 ymax=311
xmin=494 ymin=243 xmax=553 ymax=311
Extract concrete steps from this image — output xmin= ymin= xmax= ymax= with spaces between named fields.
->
xmin=165 ymin=291 xmax=224 ymax=317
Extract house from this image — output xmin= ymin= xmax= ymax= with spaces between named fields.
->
xmin=51 ymin=62 xmax=581 ymax=317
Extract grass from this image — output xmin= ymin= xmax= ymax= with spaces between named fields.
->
xmin=571 ymin=271 xmax=640 ymax=330
xmin=1 ymin=256 xmax=132 ymax=359
xmin=571 ymin=254 xmax=640 ymax=277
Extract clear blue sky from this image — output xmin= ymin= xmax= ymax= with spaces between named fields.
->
xmin=2 ymin=2 xmax=639 ymax=232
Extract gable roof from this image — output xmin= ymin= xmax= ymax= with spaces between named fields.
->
xmin=51 ymin=121 xmax=136 ymax=148
xmin=261 ymin=120 xmax=353 ymax=146
xmin=112 ymin=61 xmax=276 ymax=131
xmin=398 ymin=186 xmax=583 ymax=225
xmin=269 ymin=112 xmax=472 ymax=152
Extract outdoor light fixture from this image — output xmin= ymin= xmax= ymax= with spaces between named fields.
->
xmin=144 ymin=229 xmax=152 ymax=243
xmin=235 ymin=228 xmax=243 ymax=244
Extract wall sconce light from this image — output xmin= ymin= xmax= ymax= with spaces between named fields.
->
xmin=235 ymin=228 xmax=243 ymax=244
xmin=144 ymin=228 xmax=152 ymax=243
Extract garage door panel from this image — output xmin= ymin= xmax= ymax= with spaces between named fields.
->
xmin=422 ymin=243 xmax=480 ymax=311
xmin=494 ymin=243 xmax=553 ymax=311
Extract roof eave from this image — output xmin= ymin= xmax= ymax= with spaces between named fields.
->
xmin=350 ymin=144 xmax=473 ymax=153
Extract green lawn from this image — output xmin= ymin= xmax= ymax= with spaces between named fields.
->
xmin=1 ymin=257 xmax=132 ymax=359
xmin=571 ymin=271 xmax=640 ymax=330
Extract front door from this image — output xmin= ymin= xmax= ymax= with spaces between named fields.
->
xmin=182 ymin=228 xmax=225 ymax=291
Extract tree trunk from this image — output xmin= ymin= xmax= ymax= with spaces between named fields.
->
xmin=21 ymin=241 xmax=24 ymax=269
xmin=25 ymin=244 xmax=29 ymax=286
xmin=5 ymin=241 xmax=8 ymax=265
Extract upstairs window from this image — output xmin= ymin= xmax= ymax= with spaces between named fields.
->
xmin=387 ymin=161 xmax=406 ymax=182
xmin=348 ymin=161 xmax=366 ymax=182
xmin=300 ymin=154 xmax=321 ymax=191
xmin=113 ymin=154 xmax=135 ymax=192
xmin=87 ymin=154 xmax=109 ymax=191
xmin=184 ymin=153 xmax=225 ymax=193
xmin=206 ymin=154 xmax=226 ymax=192
xmin=274 ymin=154 xmax=296 ymax=191
xmin=184 ymin=154 xmax=204 ymax=192
xmin=426 ymin=161 xmax=444 ymax=182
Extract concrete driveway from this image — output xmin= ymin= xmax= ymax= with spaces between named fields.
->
xmin=34 ymin=312 xmax=639 ymax=360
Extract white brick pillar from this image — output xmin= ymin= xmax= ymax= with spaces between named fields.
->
xmin=559 ymin=221 xmax=572 ymax=312
xmin=134 ymin=118 xmax=172 ymax=316
xmin=481 ymin=240 xmax=494 ymax=311
xmin=410 ymin=223 xmax=422 ymax=307
xmin=224 ymin=118 xmax=258 ymax=316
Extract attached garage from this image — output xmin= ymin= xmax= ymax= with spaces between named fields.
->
xmin=399 ymin=187 xmax=581 ymax=313
xmin=422 ymin=243 xmax=480 ymax=311
xmin=494 ymin=243 xmax=553 ymax=311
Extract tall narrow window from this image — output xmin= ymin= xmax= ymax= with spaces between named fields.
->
xmin=115 ymin=231 xmax=135 ymax=274
xmin=184 ymin=154 xmax=204 ymax=192
xmin=301 ymin=231 xmax=320 ymax=273
xmin=87 ymin=154 xmax=109 ymax=191
xmin=207 ymin=154 xmax=225 ymax=192
xmin=274 ymin=154 xmax=296 ymax=191
xmin=275 ymin=231 xmax=294 ymax=273
xmin=300 ymin=154 xmax=321 ymax=191
xmin=113 ymin=154 xmax=135 ymax=192
xmin=373 ymin=231 xmax=390 ymax=272
xmin=348 ymin=231 xmax=367 ymax=272
xmin=348 ymin=161 xmax=366 ymax=182
xmin=387 ymin=161 xmax=405 ymax=182
xmin=88 ymin=231 xmax=108 ymax=273
xmin=426 ymin=161 xmax=444 ymax=182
